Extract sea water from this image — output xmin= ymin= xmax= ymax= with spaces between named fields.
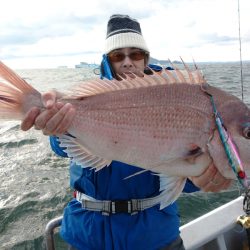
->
xmin=0 ymin=62 xmax=250 ymax=249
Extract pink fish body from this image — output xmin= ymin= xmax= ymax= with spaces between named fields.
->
xmin=0 ymin=61 xmax=250 ymax=207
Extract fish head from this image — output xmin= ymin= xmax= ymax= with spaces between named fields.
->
xmin=208 ymin=99 xmax=250 ymax=179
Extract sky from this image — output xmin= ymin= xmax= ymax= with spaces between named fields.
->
xmin=1 ymin=0 xmax=250 ymax=69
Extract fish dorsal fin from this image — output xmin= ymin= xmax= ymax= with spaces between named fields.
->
xmin=58 ymin=135 xmax=112 ymax=171
xmin=63 ymin=62 xmax=207 ymax=99
xmin=167 ymin=59 xmax=207 ymax=84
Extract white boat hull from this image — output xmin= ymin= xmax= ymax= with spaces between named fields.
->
xmin=180 ymin=196 xmax=248 ymax=250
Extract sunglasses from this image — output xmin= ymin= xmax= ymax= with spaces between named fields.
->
xmin=108 ymin=50 xmax=147 ymax=63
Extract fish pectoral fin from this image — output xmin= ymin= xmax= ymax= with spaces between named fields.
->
xmin=185 ymin=151 xmax=212 ymax=169
xmin=154 ymin=174 xmax=186 ymax=209
xmin=58 ymin=135 xmax=111 ymax=171
xmin=187 ymin=144 xmax=203 ymax=156
xmin=151 ymin=152 xmax=209 ymax=177
xmin=185 ymin=144 xmax=203 ymax=164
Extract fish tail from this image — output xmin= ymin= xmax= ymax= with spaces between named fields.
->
xmin=0 ymin=61 xmax=42 ymax=120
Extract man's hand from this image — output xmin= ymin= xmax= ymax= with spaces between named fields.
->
xmin=189 ymin=163 xmax=232 ymax=192
xmin=21 ymin=91 xmax=76 ymax=135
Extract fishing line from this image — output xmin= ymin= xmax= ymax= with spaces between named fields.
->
xmin=237 ymin=0 xmax=244 ymax=101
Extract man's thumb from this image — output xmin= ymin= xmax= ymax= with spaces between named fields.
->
xmin=42 ymin=91 xmax=57 ymax=108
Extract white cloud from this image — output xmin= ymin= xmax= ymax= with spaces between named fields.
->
xmin=0 ymin=0 xmax=249 ymax=68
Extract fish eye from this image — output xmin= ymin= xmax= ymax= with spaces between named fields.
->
xmin=243 ymin=127 xmax=250 ymax=139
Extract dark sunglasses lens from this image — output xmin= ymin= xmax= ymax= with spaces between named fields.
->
xmin=129 ymin=51 xmax=146 ymax=61
xmin=108 ymin=51 xmax=146 ymax=62
xmin=108 ymin=53 xmax=125 ymax=62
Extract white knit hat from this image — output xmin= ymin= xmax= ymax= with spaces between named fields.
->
xmin=104 ymin=14 xmax=149 ymax=54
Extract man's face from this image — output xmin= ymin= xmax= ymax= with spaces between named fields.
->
xmin=108 ymin=48 xmax=147 ymax=77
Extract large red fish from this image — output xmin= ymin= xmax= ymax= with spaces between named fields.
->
xmin=0 ymin=61 xmax=249 ymax=208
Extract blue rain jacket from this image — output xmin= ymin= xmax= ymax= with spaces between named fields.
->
xmin=51 ymin=138 xmax=198 ymax=250
xmin=51 ymin=58 xmax=199 ymax=250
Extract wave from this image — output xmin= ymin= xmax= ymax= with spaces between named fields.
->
xmin=0 ymin=139 xmax=38 ymax=149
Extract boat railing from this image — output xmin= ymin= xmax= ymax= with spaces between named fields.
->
xmin=45 ymin=216 xmax=63 ymax=250
xmin=45 ymin=216 xmax=75 ymax=250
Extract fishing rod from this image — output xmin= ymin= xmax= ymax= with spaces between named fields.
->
xmin=235 ymin=1 xmax=250 ymax=248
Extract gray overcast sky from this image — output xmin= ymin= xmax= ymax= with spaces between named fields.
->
xmin=1 ymin=0 xmax=249 ymax=68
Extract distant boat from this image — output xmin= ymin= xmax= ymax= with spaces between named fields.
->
xmin=172 ymin=60 xmax=182 ymax=64
xmin=57 ymin=66 xmax=68 ymax=69
xmin=75 ymin=62 xmax=99 ymax=69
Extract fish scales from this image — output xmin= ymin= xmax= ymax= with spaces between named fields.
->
xmin=68 ymin=84 xmax=214 ymax=170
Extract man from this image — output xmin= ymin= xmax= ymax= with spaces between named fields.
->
xmin=21 ymin=14 xmax=231 ymax=250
